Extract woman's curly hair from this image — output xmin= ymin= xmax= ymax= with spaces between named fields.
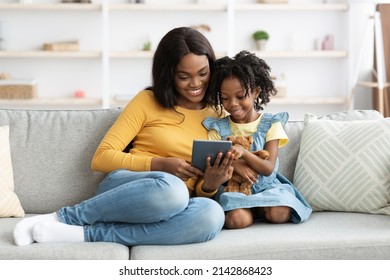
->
xmin=208 ymin=50 xmax=277 ymax=114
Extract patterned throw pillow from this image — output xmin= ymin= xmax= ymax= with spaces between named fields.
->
xmin=293 ymin=114 xmax=390 ymax=215
xmin=0 ymin=126 xmax=25 ymax=218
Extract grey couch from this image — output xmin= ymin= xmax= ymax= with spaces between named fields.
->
xmin=0 ymin=108 xmax=389 ymax=260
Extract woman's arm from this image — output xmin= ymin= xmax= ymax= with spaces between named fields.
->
xmin=151 ymin=157 xmax=203 ymax=181
xmin=91 ymin=92 xmax=152 ymax=173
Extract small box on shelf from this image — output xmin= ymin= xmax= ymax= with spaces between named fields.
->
xmin=0 ymin=79 xmax=37 ymax=99
xmin=43 ymin=41 xmax=79 ymax=52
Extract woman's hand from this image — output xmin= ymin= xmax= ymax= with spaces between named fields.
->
xmin=151 ymin=157 xmax=203 ymax=181
xmin=201 ymin=151 xmax=234 ymax=193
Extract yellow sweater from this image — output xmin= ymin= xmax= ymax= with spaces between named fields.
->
xmin=91 ymin=90 xmax=221 ymax=197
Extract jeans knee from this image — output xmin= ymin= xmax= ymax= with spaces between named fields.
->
xmin=195 ymin=199 xmax=224 ymax=239
xmin=152 ymin=172 xmax=189 ymax=213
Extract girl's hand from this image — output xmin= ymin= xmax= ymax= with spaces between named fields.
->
xmin=202 ymin=151 xmax=234 ymax=193
xmin=229 ymin=145 xmax=249 ymax=160
xmin=232 ymin=159 xmax=259 ymax=184
xmin=151 ymin=157 xmax=203 ymax=181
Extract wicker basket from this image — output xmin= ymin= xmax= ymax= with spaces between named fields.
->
xmin=0 ymin=80 xmax=37 ymax=99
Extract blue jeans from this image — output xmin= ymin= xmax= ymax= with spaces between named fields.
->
xmin=57 ymin=170 xmax=225 ymax=246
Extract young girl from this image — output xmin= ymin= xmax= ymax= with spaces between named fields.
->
xmin=203 ymin=50 xmax=312 ymax=229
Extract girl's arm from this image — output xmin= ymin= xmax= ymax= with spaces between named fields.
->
xmin=230 ymin=139 xmax=279 ymax=177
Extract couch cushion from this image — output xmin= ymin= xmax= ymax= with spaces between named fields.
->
xmin=0 ymin=126 xmax=25 ymax=217
xmin=293 ymin=114 xmax=390 ymax=214
xmin=278 ymin=110 xmax=383 ymax=182
xmin=130 ymin=212 xmax=390 ymax=260
xmin=0 ymin=215 xmax=129 ymax=260
xmin=0 ymin=108 xmax=122 ymax=214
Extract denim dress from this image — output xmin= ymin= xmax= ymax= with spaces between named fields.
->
xmin=203 ymin=112 xmax=312 ymax=223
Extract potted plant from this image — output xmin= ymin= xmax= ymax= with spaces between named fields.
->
xmin=142 ymin=41 xmax=151 ymax=51
xmin=252 ymin=30 xmax=269 ymax=51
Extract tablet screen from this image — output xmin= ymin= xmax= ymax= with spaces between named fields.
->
xmin=191 ymin=140 xmax=232 ymax=171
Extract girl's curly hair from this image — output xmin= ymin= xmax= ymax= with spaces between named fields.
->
xmin=207 ymin=50 xmax=277 ymax=114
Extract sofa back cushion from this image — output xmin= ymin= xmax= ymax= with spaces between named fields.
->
xmin=278 ymin=110 xmax=383 ymax=182
xmin=0 ymin=108 xmax=122 ymax=214
xmin=0 ymin=125 xmax=25 ymax=217
xmin=293 ymin=114 xmax=390 ymax=214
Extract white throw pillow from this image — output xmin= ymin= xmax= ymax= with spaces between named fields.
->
xmin=0 ymin=126 xmax=25 ymax=218
xmin=293 ymin=114 xmax=390 ymax=215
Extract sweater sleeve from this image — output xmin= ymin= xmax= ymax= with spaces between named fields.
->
xmin=195 ymin=179 xmax=219 ymax=197
xmin=91 ymin=91 xmax=153 ymax=173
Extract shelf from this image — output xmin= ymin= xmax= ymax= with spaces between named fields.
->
xmin=110 ymin=96 xmax=346 ymax=107
xmin=0 ymin=51 xmax=101 ymax=58
xmin=356 ymin=81 xmax=390 ymax=88
xmin=110 ymin=96 xmax=135 ymax=108
xmin=0 ymin=97 xmax=102 ymax=107
xmin=246 ymin=50 xmax=347 ymax=58
xmin=0 ymin=3 xmax=101 ymax=11
xmin=271 ymin=96 xmax=346 ymax=105
xmin=109 ymin=50 xmax=228 ymax=59
xmin=110 ymin=51 xmax=154 ymax=59
xmin=235 ymin=3 xmax=348 ymax=12
xmin=109 ymin=3 xmax=227 ymax=11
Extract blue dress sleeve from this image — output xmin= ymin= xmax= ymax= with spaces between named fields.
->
xmin=202 ymin=117 xmax=223 ymax=131
xmin=271 ymin=112 xmax=289 ymax=126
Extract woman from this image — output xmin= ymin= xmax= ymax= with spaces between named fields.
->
xmin=13 ymin=27 xmax=234 ymax=246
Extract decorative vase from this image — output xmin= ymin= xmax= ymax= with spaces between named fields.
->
xmin=255 ymin=40 xmax=267 ymax=51
xmin=322 ymin=35 xmax=334 ymax=50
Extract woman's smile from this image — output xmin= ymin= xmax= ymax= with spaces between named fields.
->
xmin=186 ymin=87 xmax=204 ymax=97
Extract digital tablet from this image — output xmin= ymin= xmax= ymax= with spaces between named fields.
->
xmin=191 ymin=140 xmax=232 ymax=171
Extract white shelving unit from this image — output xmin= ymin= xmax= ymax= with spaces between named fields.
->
xmin=0 ymin=0 xmax=355 ymax=117
xmin=0 ymin=1 xmax=104 ymax=108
